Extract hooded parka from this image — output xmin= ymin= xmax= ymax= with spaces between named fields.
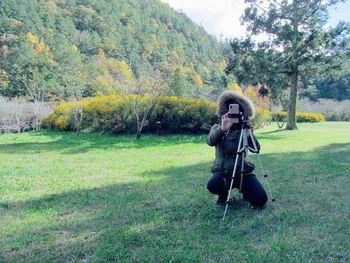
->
xmin=207 ymin=91 xmax=260 ymax=175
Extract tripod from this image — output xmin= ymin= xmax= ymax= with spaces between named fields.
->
xmin=222 ymin=117 xmax=276 ymax=221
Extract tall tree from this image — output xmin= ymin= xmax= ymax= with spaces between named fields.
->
xmin=122 ymin=71 xmax=169 ymax=140
xmin=170 ymin=68 xmax=187 ymax=97
xmin=228 ymin=0 xmax=350 ymax=129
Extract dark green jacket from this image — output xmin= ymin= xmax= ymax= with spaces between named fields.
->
xmin=207 ymin=124 xmax=260 ymax=174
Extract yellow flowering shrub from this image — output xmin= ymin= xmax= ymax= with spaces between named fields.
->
xmin=43 ymin=94 xmax=219 ymax=134
xmin=275 ymin=111 xmax=325 ymax=122
xmin=151 ymin=96 xmax=217 ymax=133
xmin=42 ymin=101 xmax=86 ymax=130
xmin=252 ymin=108 xmax=273 ymax=128
xmin=46 ymin=93 xmax=300 ymax=134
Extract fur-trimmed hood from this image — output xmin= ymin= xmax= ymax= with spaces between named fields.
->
xmin=216 ymin=90 xmax=255 ymax=118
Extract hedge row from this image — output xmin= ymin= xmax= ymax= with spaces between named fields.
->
xmin=42 ymin=95 xmax=217 ymax=133
xmin=42 ymin=94 xmax=275 ymax=134
xmin=274 ymin=111 xmax=325 ymax=122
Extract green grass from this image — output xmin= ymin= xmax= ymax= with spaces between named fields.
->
xmin=1 ymin=122 xmax=349 ymax=262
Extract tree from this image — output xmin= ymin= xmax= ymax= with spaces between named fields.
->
xmin=169 ymin=68 xmax=187 ymax=97
xmin=120 ymin=70 xmax=169 ymax=140
xmin=9 ymin=35 xmax=58 ymax=102
xmin=54 ymin=36 xmax=87 ymax=100
xmin=54 ymin=39 xmax=88 ymax=135
xmin=228 ymin=0 xmax=350 ymax=129
xmin=0 ymin=69 xmax=9 ymax=92
xmin=89 ymin=57 xmax=133 ymax=95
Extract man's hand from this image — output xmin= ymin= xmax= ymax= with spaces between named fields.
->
xmin=220 ymin=113 xmax=234 ymax=132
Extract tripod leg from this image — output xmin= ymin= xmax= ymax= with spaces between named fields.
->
xmin=247 ymin=128 xmax=259 ymax=153
xmin=239 ymin=153 xmax=244 ymax=193
xmin=246 ymin=127 xmax=276 ymax=209
xmin=256 ymin=154 xmax=277 ymax=211
xmin=222 ymin=153 xmax=240 ymax=221
xmin=239 ymin=129 xmax=250 ymax=193
xmin=222 ymin=128 xmax=244 ymax=221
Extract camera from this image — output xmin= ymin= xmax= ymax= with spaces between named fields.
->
xmin=228 ymin=104 xmax=242 ymax=123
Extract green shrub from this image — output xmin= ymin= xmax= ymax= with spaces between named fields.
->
xmin=275 ymin=111 xmax=325 ymax=122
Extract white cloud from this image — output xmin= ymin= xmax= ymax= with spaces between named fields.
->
xmin=160 ymin=0 xmax=247 ymax=39
xmin=160 ymin=0 xmax=350 ymax=40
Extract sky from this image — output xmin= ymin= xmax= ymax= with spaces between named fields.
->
xmin=160 ymin=0 xmax=350 ymax=40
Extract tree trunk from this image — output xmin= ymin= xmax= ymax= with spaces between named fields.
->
xmin=136 ymin=111 xmax=148 ymax=140
xmin=136 ymin=129 xmax=142 ymax=140
xmin=136 ymin=119 xmax=142 ymax=140
xmin=286 ymin=73 xmax=298 ymax=130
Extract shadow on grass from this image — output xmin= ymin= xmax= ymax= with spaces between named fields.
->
xmin=0 ymin=129 xmax=207 ymax=154
xmin=255 ymin=128 xmax=291 ymax=141
xmin=0 ymin=161 xmax=211 ymax=261
xmin=259 ymin=129 xmax=286 ymax=135
xmin=0 ymin=159 xmax=269 ymax=262
xmin=1 ymin=143 xmax=350 ymax=262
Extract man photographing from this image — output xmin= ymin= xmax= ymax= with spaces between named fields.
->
xmin=206 ymin=90 xmax=268 ymax=208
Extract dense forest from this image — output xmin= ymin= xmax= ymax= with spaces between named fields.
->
xmin=0 ymin=0 xmax=230 ymax=102
xmin=309 ymin=69 xmax=350 ymax=101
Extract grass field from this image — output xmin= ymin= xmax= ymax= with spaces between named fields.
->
xmin=1 ymin=122 xmax=349 ymax=262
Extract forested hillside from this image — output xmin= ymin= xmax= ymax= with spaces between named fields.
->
xmin=0 ymin=0 xmax=228 ymax=101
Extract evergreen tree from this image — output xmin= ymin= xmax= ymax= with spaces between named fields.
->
xmin=170 ymin=68 xmax=187 ymax=97
xmin=227 ymin=0 xmax=350 ymax=129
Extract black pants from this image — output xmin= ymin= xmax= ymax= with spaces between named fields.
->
xmin=207 ymin=172 xmax=268 ymax=207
